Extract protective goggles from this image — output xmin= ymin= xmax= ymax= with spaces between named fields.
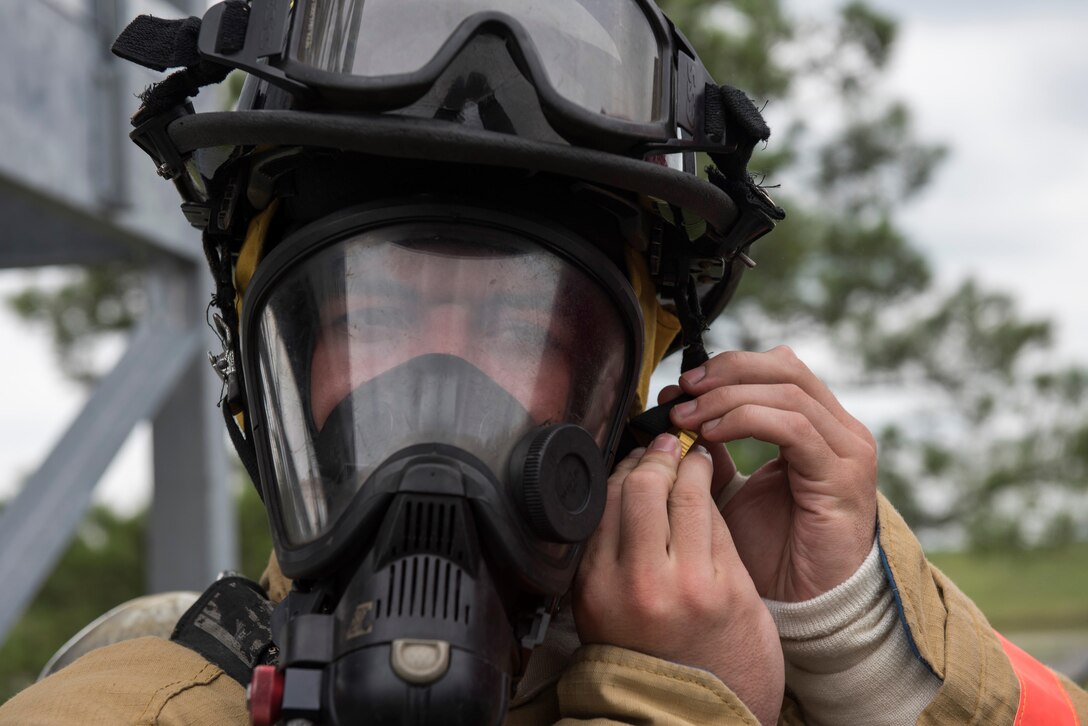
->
xmin=199 ymin=0 xmax=725 ymax=154
xmin=240 ymin=203 xmax=643 ymax=576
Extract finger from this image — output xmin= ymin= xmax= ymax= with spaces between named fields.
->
xmin=619 ymin=434 xmax=680 ymax=564
xmin=610 ymin=446 xmax=644 ymax=481
xmin=666 ymin=445 xmax=716 ymax=562
xmin=709 ymin=502 xmax=746 ymax=575
xmin=696 ymin=438 xmax=739 ymax=504
xmin=697 ymin=404 xmax=838 ymax=483
xmin=680 ymin=348 xmax=872 ymax=444
xmin=657 ymin=384 xmax=683 ymax=405
xmin=586 ymin=447 xmax=645 ymax=563
xmin=671 ymin=383 xmax=861 ymax=457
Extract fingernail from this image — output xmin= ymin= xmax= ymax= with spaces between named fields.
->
xmin=702 ymin=417 xmax=722 ymax=434
xmin=650 ymin=434 xmax=678 ymax=453
xmin=673 ymin=399 xmax=697 ymax=417
xmin=627 ymin=447 xmax=647 ymax=460
xmin=691 ymin=445 xmax=713 ymax=460
xmin=681 ymin=366 xmax=706 ymax=385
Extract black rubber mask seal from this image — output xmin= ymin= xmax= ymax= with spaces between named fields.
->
xmin=240 ymin=202 xmax=644 ymax=577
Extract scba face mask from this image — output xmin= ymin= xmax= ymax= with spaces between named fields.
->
xmin=240 ymin=203 xmax=643 ymax=724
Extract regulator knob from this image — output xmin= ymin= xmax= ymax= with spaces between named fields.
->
xmin=514 ymin=425 xmax=607 ymax=543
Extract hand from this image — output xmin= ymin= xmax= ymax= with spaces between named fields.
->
xmin=573 ymin=435 xmax=784 ymax=725
xmin=666 ymin=346 xmax=878 ymax=602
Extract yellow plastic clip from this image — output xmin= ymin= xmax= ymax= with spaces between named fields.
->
xmin=673 ymin=429 xmax=699 ymax=459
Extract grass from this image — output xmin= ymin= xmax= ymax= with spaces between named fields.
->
xmin=927 ymin=543 xmax=1088 ymax=632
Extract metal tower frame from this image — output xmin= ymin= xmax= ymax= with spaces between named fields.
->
xmin=0 ymin=0 xmax=236 ymax=644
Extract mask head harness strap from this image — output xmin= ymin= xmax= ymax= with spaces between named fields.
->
xmin=675 ymin=274 xmax=710 ymax=372
xmin=205 ymin=197 xmax=285 ymax=495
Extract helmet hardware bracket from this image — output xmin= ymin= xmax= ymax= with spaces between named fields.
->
xmin=130 ymin=103 xmax=195 ymax=182
xmin=208 ymin=312 xmax=244 ymax=415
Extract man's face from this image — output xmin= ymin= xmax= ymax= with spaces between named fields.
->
xmin=248 ymin=228 xmax=634 ymax=545
xmin=309 ymin=241 xmax=579 ymax=431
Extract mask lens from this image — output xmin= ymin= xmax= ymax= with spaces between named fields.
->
xmin=295 ymin=0 xmax=661 ymax=122
xmin=251 ymin=221 xmax=633 ymax=545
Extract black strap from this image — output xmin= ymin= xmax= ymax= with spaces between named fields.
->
xmin=111 ymin=3 xmax=249 ymax=71
xmin=627 ymin=393 xmax=695 ymax=448
xmin=701 ymin=82 xmax=785 ymax=274
xmin=110 ymin=1 xmax=250 ymax=124
xmin=200 ymin=231 xmax=264 ymax=497
xmin=222 ymin=403 xmax=264 ymax=498
xmin=112 ymin=15 xmax=203 ymax=72
xmin=704 ymin=83 xmax=770 ymax=147
xmin=702 ymin=83 xmax=783 ymax=224
xmin=171 ymin=576 xmax=277 ymax=686
xmin=627 ymin=278 xmax=709 ymax=449
xmin=704 ymin=83 xmax=769 ymax=176
xmin=674 ymin=275 xmax=711 ymax=372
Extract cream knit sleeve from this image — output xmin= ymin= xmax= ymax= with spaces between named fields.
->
xmin=763 ymin=540 xmax=941 ymax=726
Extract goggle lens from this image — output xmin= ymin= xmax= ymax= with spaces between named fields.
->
xmin=295 ymin=0 xmax=662 ymax=123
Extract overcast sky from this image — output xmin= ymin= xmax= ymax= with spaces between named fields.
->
xmin=878 ymin=0 xmax=1088 ymax=364
xmin=1 ymin=1 xmax=1086 ymax=514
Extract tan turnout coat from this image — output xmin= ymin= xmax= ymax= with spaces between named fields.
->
xmin=2 ymin=495 xmax=1086 ymax=724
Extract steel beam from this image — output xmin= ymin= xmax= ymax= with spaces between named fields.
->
xmin=0 ymin=177 xmax=140 ymax=269
xmin=147 ymin=266 xmax=237 ymax=592
xmin=149 ymin=349 xmax=237 ymax=592
xmin=0 ymin=0 xmax=207 ymax=268
xmin=0 ymin=317 xmax=202 ymax=641
xmin=0 ymin=0 xmax=237 ymax=646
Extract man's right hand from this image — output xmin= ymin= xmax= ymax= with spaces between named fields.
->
xmin=572 ymin=435 xmax=784 ymax=725
xmin=666 ymin=347 xmax=879 ymax=602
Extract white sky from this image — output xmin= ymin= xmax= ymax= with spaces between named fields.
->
xmin=884 ymin=2 xmax=1088 ymax=364
xmin=1 ymin=2 xmax=1086 ymax=513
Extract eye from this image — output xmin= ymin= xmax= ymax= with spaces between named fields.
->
xmin=336 ymin=302 xmax=416 ymax=332
xmin=481 ymin=312 xmax=547 ymax=346
xmin=493 ymin=319 xmax=544 ymax=342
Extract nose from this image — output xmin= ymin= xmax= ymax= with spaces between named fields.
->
xmin=420 ymin=303 xmax=473 ymax=359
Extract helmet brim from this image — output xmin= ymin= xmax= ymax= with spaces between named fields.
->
xmin=169 ymin=110 xmax=741 ymax=234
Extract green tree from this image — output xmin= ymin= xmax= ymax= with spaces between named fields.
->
xmin=657 ymin=0 xmax=1088 ymax=546
xmin=0 ymin=506 xmax=145 ymax=702
xmin=8 ymin=265 xmax=144 ymax=386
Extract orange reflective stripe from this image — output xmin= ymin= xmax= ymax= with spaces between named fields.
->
xmin=997 ymin=632 xmax=1079 ymax=725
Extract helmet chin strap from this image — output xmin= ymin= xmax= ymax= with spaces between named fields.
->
xmin=674 ymin=274 xmax=711 ymax=373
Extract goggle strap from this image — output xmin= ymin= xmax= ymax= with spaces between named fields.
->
xmin=111 ymin=1 xmax=248 ymax=124
xmin=701 ymin=84 xmax=784 ymax=266
xmin=704 ymin=83 xmax=771 ymax=147
xmin=112 ymin=14 xmax=203 ymax=72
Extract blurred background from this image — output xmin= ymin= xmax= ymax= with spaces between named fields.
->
xmin=2 ymin=0 xmax=1086 ymax=701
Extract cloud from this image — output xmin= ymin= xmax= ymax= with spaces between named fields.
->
xmin=0 ymin=272 xmax=151 ymax=514
xmin=880 ymin=13 xmax=1088 ymax=360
